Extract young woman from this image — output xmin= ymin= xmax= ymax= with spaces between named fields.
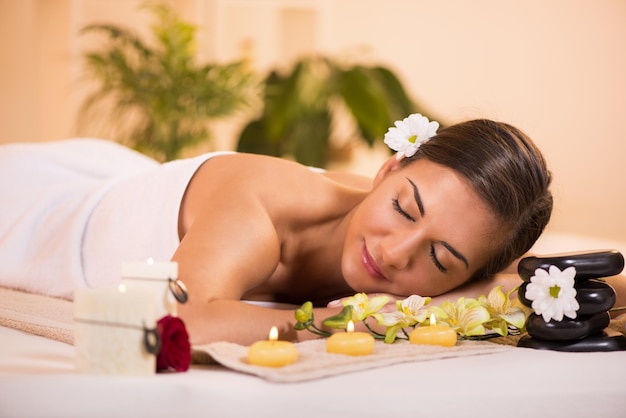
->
xmin=0 ymin=115 xmax=555 ymax=345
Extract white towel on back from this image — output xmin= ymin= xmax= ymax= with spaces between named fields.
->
xmin=0 ymin=139 xmax=225 ymax=299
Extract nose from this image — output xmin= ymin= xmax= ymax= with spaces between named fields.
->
xmin=379 ymin=229 xmax=422 ymax=271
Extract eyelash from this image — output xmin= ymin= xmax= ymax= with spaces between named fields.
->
xmin=430 ymin=246 xmax=447 ymax=273
xmin=393 ymin=198 xmax=447 ymax=273
xmin=392 ymin=198 xmax=415 ymax=222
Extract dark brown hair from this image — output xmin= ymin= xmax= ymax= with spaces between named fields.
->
xmin=402 ymin=119 xmax=553 ymax=280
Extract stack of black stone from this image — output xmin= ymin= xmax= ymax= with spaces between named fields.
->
xmin=517 ymin=250 xmax=626 ymax=352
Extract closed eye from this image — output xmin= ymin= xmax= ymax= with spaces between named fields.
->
xmin=392 ymin=198 xmax=415 ymax=222
xmin=430 ymin=245 xmax=447 ymax=273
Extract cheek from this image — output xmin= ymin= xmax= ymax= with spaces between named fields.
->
xmin=340 ymin=241 xmax=358 ymax=284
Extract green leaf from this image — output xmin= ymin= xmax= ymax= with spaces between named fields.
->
xmin=338 ymin=66 xmax=390 ymax=146
xmin=236 ymin=119 xmax=282 ymax=157
xmin=263 ymin=64 xmax=305 ymax=141
xmin=233 ymin=56 xmax=429 ymax=167
xmin=322 ymin=305 xmax=354 ymax=329
xmin=292 ymin=110 xmax=331 ymax=167
xmin=294 ymin=322 xmax=308 ymax=331
xmin=367 ymin=66 xmax=415 ymax=121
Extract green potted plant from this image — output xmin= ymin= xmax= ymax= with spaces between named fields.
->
xmin=236 ymin=56 xmax=436 ymax=167
xmin=78 ymin=3 xmax=257 ymax=161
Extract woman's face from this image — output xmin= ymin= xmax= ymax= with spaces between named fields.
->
xmin=342 ymin=157 xmax=500 ymax=297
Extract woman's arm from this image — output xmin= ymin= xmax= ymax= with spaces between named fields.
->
xmin=172 ymin=153 xmax=353 ymax=345
xmin=173 ymin=195 xmax=288 ymax=344
xmin=179 ymin=299 xmax=342 ymax=345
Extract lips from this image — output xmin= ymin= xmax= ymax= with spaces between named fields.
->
xmin=362 ymin=244 xmax=389 ymax=281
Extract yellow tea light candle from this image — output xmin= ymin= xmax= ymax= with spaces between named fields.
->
xmin=74 ymin=285 xmax=158 ymax=376
xmin=122 ymin=258 xmax=185 ymax=317
xmin=326 ymin=320 xmax=375 ymax=356
xmin=247 ymin=326 xmax=298 ymax=367
xmin=410 ymin=314 xmax=457 ymax=347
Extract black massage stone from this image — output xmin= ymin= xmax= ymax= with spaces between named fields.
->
xmin=518 ymin=330 xmax=626 ymax=352
xmin=518 ymin=250 xmax=624 ymax=282
xmin=518 ymin=280 xmax=616 ymax=315
xmin=525 ymin=312 xmax=611 ymax=341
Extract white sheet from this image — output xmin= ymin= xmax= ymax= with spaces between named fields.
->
xmin=2 ymin=231 xmax=626 ymax=418
xmin=1 ymin=325 xmax=625 ymax=418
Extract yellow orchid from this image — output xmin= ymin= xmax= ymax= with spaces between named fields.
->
xmin=375 ymin=295 xmax=431 ymax=343
xmin=429 ymin=297 xmax=491 ymax=337
xmin=478 ymin=286 xmax=527 ymax=336
xmin=341 ymin=293 xmax=389 ymax=321
xmin=294 ymin=286 xmax=528 ymax=342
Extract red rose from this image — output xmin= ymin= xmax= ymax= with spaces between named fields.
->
xmin=156 ymin=315 xmax=191 ymax=372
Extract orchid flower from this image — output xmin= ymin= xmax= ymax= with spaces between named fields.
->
xmin=478 ymin=286 xmax=527 ymax=336
xmin=429 ymin=297 xmax=491 ymax=337
xmin=341 ymin=293 xmax=389 ymax=321
xmin=375 ymin=295 xmax=432 ymax=343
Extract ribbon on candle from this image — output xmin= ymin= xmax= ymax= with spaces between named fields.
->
xmin=74 ymin=317 xmax=162 ymax=354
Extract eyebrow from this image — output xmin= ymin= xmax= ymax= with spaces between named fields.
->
xmin=406 ymin=178 xmax=425 ymax=216
xmin=440 ymin=241 xmax=469 ymax=269
xmin=406 ymin=177 xmax=470 ymax=269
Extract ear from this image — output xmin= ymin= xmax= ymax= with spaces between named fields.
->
xmin=373 ymin=155 xmax=402 ymax=187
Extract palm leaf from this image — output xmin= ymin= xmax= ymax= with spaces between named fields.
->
xmin=78 ymin=4 xmax=256 ymax=161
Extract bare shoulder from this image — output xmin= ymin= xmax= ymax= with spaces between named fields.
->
xmin=173 ymin=154 xmax=289 ymax=302
xmin=187 ymin=153 xmax=324 ymax=194
xmin=174 ymin=153 xmax=362 ymax=300
xmin=183 ymin=153 xmax=364 ymax=226
xmin=180 ymin=153 xmax=301 ymax=227
xmin=321 ymin=170 xmax=372 ymax=191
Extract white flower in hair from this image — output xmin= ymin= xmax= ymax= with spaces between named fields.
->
xmin=383 ymin=113 xmax=439 ymax=160
xmin=524 ymin=265 xmax=579 ymax=322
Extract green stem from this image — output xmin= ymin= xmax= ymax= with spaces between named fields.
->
xmin=305 ymin=323 xmax=332 ymax=337
xmin=610 ymin=306 xmax=626 ymax=313
xmin=363 ymin=322 xmax=386 ymax=338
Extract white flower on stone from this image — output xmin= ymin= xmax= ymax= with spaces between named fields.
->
xmin=383 ymin=113 xmax=439 ymax=159
xmin=525 ymin=265 xmax=579 ymax=322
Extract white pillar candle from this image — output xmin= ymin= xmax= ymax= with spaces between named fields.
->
xmin=74 ymin=286 xmax=158 ymax=376
xmin=121 ymin=259 xmax=181 ymax=317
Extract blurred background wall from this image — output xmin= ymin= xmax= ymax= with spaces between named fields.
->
xmin=1 ymin=0 xmax=625 ymax=243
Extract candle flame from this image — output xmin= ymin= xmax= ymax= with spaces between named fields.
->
xmin=430 ymin=313 xmax=436 ymax=326
xmin=118 ymin=283 xmax=127 ymax=293
xmin=346 ymin=320 xmax=355 ymax=333
xmin=147 ymin=257 xmax=154 ymax=265
xmin=269 ymin=326 xmax=278 ymax=341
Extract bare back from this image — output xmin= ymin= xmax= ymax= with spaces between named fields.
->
xmin=174 ymin=153 xmax=369 ymax=306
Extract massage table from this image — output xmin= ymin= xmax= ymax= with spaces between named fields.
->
xmin=1 ymin=232 xmax=625 ymax=418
